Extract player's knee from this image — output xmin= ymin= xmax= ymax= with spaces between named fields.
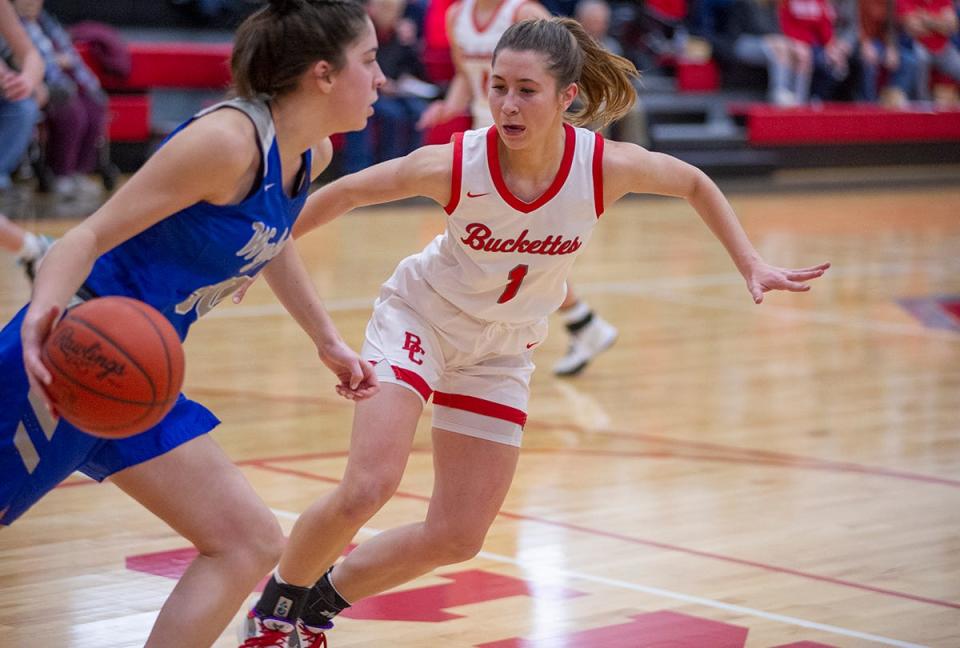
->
xmin=198 ymin=507 xmax=284 ymax=573
xmin=427 ymin=525 xmax=487 ymax=564
xmin=240 ymin=515 xmax=285 ymax=571
xmin=335 ymin=476 xmax=399 ymax=523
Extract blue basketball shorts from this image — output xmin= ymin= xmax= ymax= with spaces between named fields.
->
xmin=0 ymin=306 xmax=219 ymax=525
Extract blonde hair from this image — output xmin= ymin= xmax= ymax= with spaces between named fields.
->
xmin=492 ymin=17 xmax=639 ymax=127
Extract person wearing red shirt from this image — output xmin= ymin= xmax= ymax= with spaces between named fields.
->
xmin=898 ymin=0 xmax=960 ymax=99
xmin=858 ymin=0 xmax=919 ymax=104
xmin=780 ymin=0 xmax=852 ymax=98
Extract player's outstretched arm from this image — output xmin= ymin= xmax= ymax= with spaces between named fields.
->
xmin=261 ymin=243 xmax=378 ymax=400
xmin=293 ymin=142 xmax=454 ymax=238
xmin=603 ymin=140 xmax=830 ymax=303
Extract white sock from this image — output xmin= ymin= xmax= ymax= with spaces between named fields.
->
xmin=17 ymin=232 xmax=42 ymax=261
xmin=560 ymin=299 xmax=591 ymax=324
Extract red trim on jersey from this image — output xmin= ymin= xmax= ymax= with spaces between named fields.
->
xmin=433 ymin=391 xmax=528 ymax=427
xmin=391 ymin=365 xmax=433 ymax=402
xmin=444 ymin=132 xmax=465 ymax=215
xmin=486 ymin=123 xmax=576 ymax=214
xmin=472 ymin=0 xmax=510 ymax=33
xmin=592 ymin=131 xmax=605 ymax=218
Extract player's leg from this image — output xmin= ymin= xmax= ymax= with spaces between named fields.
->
xmin=294 ymin=347 xmax=529 ymax=643
xmin=240 ymin=384 xmax=423 ymax=646
xmin=109 ymin=435 xmax=285 ymax=648
xmin=554 ymin=283 xmax=618 ymax=376
xmin=294 ymin=425 xmax=519 ymax=643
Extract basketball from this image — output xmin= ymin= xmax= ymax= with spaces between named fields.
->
xmin=41 ymin=297 xmax=185 ymax=439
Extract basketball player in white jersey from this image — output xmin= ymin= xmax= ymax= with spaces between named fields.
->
xmin=418 ymin=0 xmax=619 ymax=377
xmin=241 ymin=17 xmax=829 ymax=648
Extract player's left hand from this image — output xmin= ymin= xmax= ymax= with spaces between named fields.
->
xmin=745 ymin=261 xmax=830 ymax=304
xmin=317 ymin=339 xmax=380 ymax=400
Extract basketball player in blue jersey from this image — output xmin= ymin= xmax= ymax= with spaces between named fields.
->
xmin=240 ymin=16 xmax=830 ymax=648
xmin=1 ymin=1 xmax=382 ymax=646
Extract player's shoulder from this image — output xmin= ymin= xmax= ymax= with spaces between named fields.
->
xmin=407 ymin=141 xmax=457 ymax=178
xmin=599 ymin=138 xmax=654 ymax=184
xmin=178 ymin=108 xmax=260 ymax=173
xmin=602 ymin=138 xmax=649 ymax=166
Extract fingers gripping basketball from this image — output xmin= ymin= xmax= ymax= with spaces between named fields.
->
xmin=41 ymin=297 xmax=185 ymax=438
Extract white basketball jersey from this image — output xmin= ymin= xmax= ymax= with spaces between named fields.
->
xmin=408 ymin=124 xmax=605 ymax=324
xmin=452 ymin=0 xmax=530 ymax=127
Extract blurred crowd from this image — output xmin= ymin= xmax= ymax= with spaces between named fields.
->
xmin=1 ymin=0 xmax=959 ymax=199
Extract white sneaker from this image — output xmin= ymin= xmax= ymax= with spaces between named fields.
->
xmin=553 ymin=315 xmax=618 ymax=376
xmin=293 ymin=619 xmax=333 ymax=648
xmin=17 ymin=234 xmax=54 ymax=283
xmin=238 ymin=610 xmax=297 ymax=647
xmin=52 ymin=175 xmax=77 ymax=197
xmin=74 ymin=175 xmax=104 ymax=197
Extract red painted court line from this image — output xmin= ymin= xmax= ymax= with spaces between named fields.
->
xmin=186 ymin=385 xmax=960 ymax=490
xmin=250 ymin=460 xmax=960 ymax=612
xmin=530 ymin=422 xmax=960 ymax=489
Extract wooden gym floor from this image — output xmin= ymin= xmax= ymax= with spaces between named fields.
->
xmin=1 ymin=183 xmax=958 ymax=647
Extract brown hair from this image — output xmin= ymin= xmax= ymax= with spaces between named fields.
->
xmin=231 ymin=0 xmax=368 ymax=99
xmin=493 ymin=17 xmax=639 ymax=128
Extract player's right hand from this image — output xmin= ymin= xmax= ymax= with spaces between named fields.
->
xmin=21 ymin=304 xmax=62 ymax=418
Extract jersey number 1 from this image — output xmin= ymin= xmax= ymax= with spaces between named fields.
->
xmin=497 ymin=264 xmax=529 ymax=304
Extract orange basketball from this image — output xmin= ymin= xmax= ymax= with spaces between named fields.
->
xmin=41 ymin=296 xmax=185 ymax=439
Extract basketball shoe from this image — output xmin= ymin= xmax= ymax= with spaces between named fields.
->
xmin=17 ymin=234 xmax=54 ymax=283
xmin=238 ymin=610 xmax=296 ymax=647
xmin=290 ymin=619 xmax=334 ymax=648
xmin=553 ymin=314 xmax=618 ymax=376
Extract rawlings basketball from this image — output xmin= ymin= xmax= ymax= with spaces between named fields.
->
xmin=41 ymin=297 xmax=185 ymax=439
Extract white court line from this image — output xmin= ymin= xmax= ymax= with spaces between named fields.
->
xmin=269 ymin=508 xmax=929 ymax=648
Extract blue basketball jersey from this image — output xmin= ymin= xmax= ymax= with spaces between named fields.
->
xmin=84 ymin=97 xmax=312 ymax=339
xmin=1 ymin=98 xmax=313 ymax=525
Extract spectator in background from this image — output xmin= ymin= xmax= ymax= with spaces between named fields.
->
xmin=0 ymin=0 xmax=44 ymax=194
xmin=898 ymin=0 xmax=960 ymax=101
xmin=711 ymin=0 xmax=813 ymax=104
xmin=575 ymin=0 xmax=648 ymax=144
xmin=543 ymin=0 xmax=579 ymax=15
xmin=341 ymin=0 xmax=435 ymax=173
xmin=576 ymin=0 xmax=625 ymax=53
xmin=780 ymin=0 xmax=852 ymax=99
xmin=14 ymin=0 xmax=107 ymax=197
xmin=858 ymin=0 xmax=918 ymax=105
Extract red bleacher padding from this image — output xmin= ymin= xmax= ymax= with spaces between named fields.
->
xmin=123 ymin=42 xmax=232 ymax=89
xmin=79 ymin=41 xmax=232 ymax=90
xmin=676 ymin=59 xmax=720 ymax=93
xmin=747 ymin=104 xmax=960 ymax=145
xmin=106 ymin=94 xmax=151 ymax=142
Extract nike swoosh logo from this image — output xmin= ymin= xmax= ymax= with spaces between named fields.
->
xmin=265 ymin=183 xmax=276 ymax=191
xmin=466 ymin=191 xmax=489 ymax=198
xmin=526 ymin=342 xmax=538 ymax=349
